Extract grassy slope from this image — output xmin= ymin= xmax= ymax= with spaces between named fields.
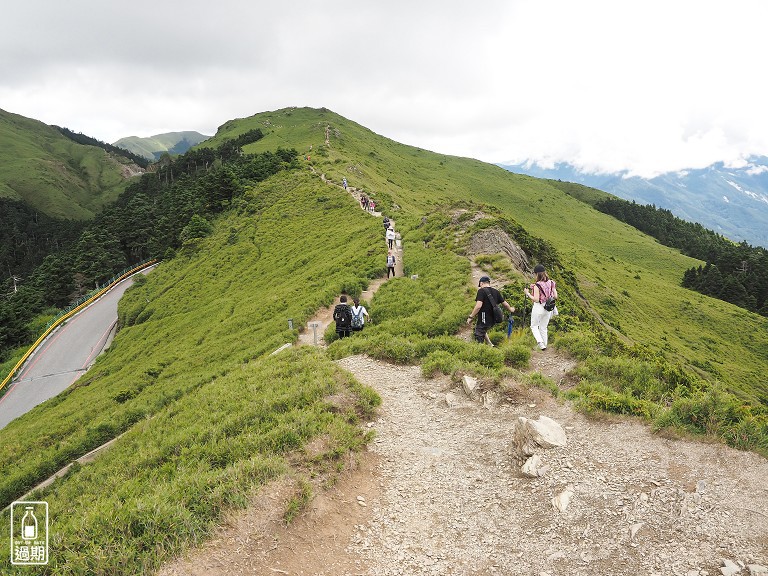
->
xmin=0 ymin=108 xmax=131 ymax=219
xmin=215 ymin=107 xmax=767 ymax=405
xmin=1 ymin=106 xmax=766 ymax=573
xmin=0 ymin=169 xmax=383 ymax=573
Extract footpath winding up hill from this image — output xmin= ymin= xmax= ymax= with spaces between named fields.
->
xmin=160 ymin=156 xmax=768 ymax=576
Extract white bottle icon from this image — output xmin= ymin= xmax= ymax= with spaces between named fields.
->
xmin=21 ymin=506 xmax=37 ymax=540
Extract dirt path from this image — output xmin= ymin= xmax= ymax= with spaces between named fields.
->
xmin=160 ymin=352 xmax=767 ymax=576
xmin=297 ymin=200 xmax=402 ymax=346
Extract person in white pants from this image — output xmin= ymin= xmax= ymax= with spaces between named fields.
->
xmin=524 ymin=264 xmax=557 ymax=350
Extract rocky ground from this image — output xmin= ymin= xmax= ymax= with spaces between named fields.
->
xmin=161 ymin=351 xmax=767 ymax=576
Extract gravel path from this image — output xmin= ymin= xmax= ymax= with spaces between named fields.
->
xmin=338 ymin=355 xmax=768 ymax=576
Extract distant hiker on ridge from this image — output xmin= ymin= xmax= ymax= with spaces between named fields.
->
xmin=386 ymin=250 xmax=396 ymax=278
xmin=386 ymin=226 xmax=396 ymax=250
xmin=342 ymin=177 xmax=348 ymax=190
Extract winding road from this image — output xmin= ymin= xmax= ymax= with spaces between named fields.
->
xmin=0 ymin=267 xmax=153 ymax=429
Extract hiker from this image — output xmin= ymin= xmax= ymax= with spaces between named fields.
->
xmin=350 ymin=298 xmax=370 ymax=331
xmin=369 ymin=200 xmax=376 ymax=213
xmin=524 ymin=264 xmax=558 ymax=350
xmin=386 ymin=250 xmax=396 ymax=278
xmin=333 ymin=295 xmax=353 ymax=339
xmin=386 ymin=226 xmax=396 ymax=250
xmin=383 ymin=216 xmax=391 ymax=230
xmin=361 ymin=194 xmax=368 ymax=210
xmin=467 ymin=276 xmax=515 ymax=345
xmin=342 ymin=177 xmax=348 ymax=190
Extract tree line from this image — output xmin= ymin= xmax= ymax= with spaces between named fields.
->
xmin=594 ymin=197 xmax=768 ymax=316
xmin=1 ymin=128 xmax=298 ymax=360
xmin=55 ymin=126 xmax=150 ymax=168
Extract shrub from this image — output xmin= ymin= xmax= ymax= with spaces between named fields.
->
xmin=501 ymin=343 xmax=530 ymax=368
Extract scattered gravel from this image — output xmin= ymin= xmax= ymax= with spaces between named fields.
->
xmin=338 ymin=354 xmax=768 ymax=576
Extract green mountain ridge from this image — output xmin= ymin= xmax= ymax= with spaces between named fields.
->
xmin=0 ymin=106 xmax=766 ymax=574
xmin=0 ymin=108 xmax=136 ymax=220
xmin=113 ymin=131 xmax=211 ymax=160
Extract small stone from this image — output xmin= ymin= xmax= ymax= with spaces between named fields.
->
xmin=462 ymin=375 xmax=478 ymax=396
xmin=521 ymin=455 xmax=543 ymax=478
xmin=552 ymin=486 xmax=574 ymax=512
xmin=721 ymin=559 xmax=741 ymax=576
xmin=630 ymin=523 xmax=643 ymax=541
xmin=445 ymin=393 xmax=458 ymax=407
xmin=748 ymin=565 xmax=768 ymax=576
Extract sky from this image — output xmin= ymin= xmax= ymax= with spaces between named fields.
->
xmin=2 ymin=0 xmax=767 ymax=178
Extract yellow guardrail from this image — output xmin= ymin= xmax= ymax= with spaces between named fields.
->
xmin=0 ymin=259 xmax=158 ymax=394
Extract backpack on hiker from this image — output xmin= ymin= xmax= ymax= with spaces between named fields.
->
xmin=351 ymin=307 xmax=364 ymax=330
xmin=483 ymin=287 xmax=504 ymax=324
xmin=536 ymin=281 xmax=557 ymax=312
xmin=333 ymin=304 xmax=353 ymax=331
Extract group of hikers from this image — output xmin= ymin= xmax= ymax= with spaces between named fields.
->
xmin=331 ymin=176 xmax=558 ymax=350
xmin=332 ymin=294 xmax=370 ymax=339
xmin=467 ymin=264 xmax=558 ymax=349
xmin=359 ymin=193 xmax=375 ymax=213
xmin=332 ymin=195 xmax=399 ymax=339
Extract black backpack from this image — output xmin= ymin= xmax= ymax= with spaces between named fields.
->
xmin=536 ymin=282 xmax=557 ymax=311
xmin=333 ymin=304 xmax=353 ymax=329
xmin=483 ymin=288 xmax=504 ymax=324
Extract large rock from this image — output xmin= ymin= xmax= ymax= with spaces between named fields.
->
xmin=511 ymin=415 xmax=567 ymax=462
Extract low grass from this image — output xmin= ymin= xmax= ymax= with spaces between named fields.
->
xmin=0 ymin=169 xmax=383 ymax=573
xmin=226 ymin=107 xmax=768 ymax=408
xmin=0 ymin=109 xmax=129 ymax=219
xmin=2 ymin=106 xmax=767 ymax=573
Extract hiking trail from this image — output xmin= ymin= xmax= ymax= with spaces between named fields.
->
xmin=297 ymin=168 xmax=403 ymax=347
xmin=160 ymin=166 xmax=767 ymax=576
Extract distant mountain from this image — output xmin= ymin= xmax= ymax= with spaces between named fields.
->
xmin=500 ymin=158 xmax=768 ymax=248
xmin=0 ymin=108 xmax=138 ymax=220
xmin=113 ymin=131 xmax=211 ymax=161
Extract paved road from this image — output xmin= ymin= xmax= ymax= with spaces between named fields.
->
xmin=0 ymin=268 xmax=152 ymax=430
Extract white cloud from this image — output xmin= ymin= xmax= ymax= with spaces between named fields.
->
xmin=2 ymin=0 xmax=768 ymax=177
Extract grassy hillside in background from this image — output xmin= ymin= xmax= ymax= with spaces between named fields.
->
xmin=211 ymin=107 xmax=767 ymax=405
xmin=0 ymin=169 xmax=383 ymax=573
xmin=0 ymin=109 xmax=133 ymax=219
xmin=113 ymin=131 xmax=211 ymax=160
xmin=0 ymin=106 xmax=766 ymax=573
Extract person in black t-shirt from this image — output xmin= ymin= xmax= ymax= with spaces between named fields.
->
xmin=466 ymin=276 xmax=515 ymax=345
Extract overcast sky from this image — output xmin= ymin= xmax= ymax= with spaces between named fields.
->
xmin=2 ymin=0 xmax=767 ymax=178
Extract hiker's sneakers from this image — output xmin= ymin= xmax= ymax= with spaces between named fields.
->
xmin=538 ymin=342 xmax=547 ymax=350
